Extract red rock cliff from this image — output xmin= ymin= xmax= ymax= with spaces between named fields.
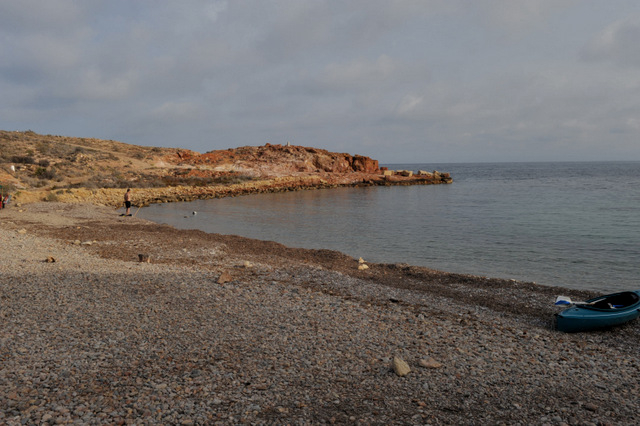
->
xmin=167 ymin=144 xmax=379 ymax=177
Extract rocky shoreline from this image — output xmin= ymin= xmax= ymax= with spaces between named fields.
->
xmin=2 ymin=130 xmax=452 ymax=208
xmin=1 ymin=202 xmax=639 ymax=425
xmin=13 ymin=169 xmax=452 ymax=208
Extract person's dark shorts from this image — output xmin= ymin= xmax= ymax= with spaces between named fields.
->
xmin=125 ymin=201 xmax=131 ymax=208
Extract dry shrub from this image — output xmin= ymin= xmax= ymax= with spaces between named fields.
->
xmin=11 ymin=155 xmax=35 ymax=164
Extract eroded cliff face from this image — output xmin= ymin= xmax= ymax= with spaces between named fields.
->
xmin=166 ymin=144 xmax=379 ymax=177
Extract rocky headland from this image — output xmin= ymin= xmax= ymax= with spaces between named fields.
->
xmin=0 ymin=130 xmax=451 ymax=207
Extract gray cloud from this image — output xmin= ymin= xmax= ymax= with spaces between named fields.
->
xmin=1 ymin=0 xmax=640 ymax=162
xmin=581 ymin=15 xmax=640 ymax=67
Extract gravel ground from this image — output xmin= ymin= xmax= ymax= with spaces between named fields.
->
xmin=1 ymin=202 xmax=639 ymax=425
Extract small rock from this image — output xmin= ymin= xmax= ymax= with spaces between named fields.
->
xmin=243 ymin=261 xmax=253 ymax=268
xmin=393 ymin=356 xmax=411 ymax=377
xmin=138 ymin=254 xmax=150 ymax=263
xmin=358 ymin=264 xmax=369 ymax=270
xmin=218 ymin=271 xmax=233 ymax=284
xmin=358 ymin=257 xmax=366 ymax=264
xmin=583 ymin=402 xmax=598 ymax=412
xmin=18 ymin=229 xmax=27 ymax=234
xmin=419 ymin=358 xmax=443 ymax=369
xmin=45 ymin=256 xmax=56 ymax=263
xmin=73 ymin=240 xmax=81 ymax=245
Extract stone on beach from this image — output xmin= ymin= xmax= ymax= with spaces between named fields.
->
xmin=358 ymin=257 xmax=369 ymax=270
xmin=1 ymin=202 xmax=638 ymax=425
xmin=419 ymin=357 xmax=443 ymax=369
xmin=217 ymin=271 xmax=233 ymax=284
xmin=393 ymin=356 xmax=411 ymax=376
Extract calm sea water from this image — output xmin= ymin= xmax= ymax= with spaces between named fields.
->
xmin=138 ymin=162 xmax=640 ymax=293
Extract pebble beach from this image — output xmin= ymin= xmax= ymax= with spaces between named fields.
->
xmin=1 ymin=202 xmax=639 ymax=425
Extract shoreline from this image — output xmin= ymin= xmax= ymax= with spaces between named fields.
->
xmin=11 ymin=170 xmax=452 ymax=208
xmin=2 ymin=202 xmax=639 ymax=424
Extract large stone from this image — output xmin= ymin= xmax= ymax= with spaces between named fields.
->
xmin=351 ymin=155 xmax=379 ymax=173
xmin=393 ymin=356 xmax=411 ymax=376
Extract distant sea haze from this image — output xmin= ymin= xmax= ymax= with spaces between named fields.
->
xmin=138 ymin=162 xmax=640 ymax=293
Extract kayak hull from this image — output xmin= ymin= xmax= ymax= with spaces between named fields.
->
xmin=556 ymin=290 xmax=640 ymax=333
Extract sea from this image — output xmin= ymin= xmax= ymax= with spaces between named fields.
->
xmin=137 ymin=162 xmax=640 ymax=293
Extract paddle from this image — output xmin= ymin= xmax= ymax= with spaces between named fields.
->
xmin=554 ymin=296 xmax=601 ymax=306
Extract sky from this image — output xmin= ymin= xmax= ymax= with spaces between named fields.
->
xmin=2 ymin=1 xmax=640 ymax=163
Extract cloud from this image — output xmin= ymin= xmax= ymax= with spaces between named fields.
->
xmin=321 ymin=55 xmax=397 ymax=91
xmin=476 ymin=0 xmax=578 ymax=35
xmin=582 ymin=14 xmax=640 ymax=67
xmin=1 ymin=1 xmax=640 ymax=162
xmin=151 ymin=100 xmax=203 ymax=121
xmin=0 ymin=0 xmax=84 ymax=35
xmin=396 ymin=94 xmax=424 ymax=116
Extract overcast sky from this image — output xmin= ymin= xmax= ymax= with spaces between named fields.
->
xmin=2 ymin=1 xmax=640 ymax=163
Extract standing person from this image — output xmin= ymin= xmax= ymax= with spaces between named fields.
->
xmin=124 ymin=188 xmax=132 ymax=216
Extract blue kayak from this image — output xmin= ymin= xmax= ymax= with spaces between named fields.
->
xmin=556 ymin=290 xmax=640 ymax=333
